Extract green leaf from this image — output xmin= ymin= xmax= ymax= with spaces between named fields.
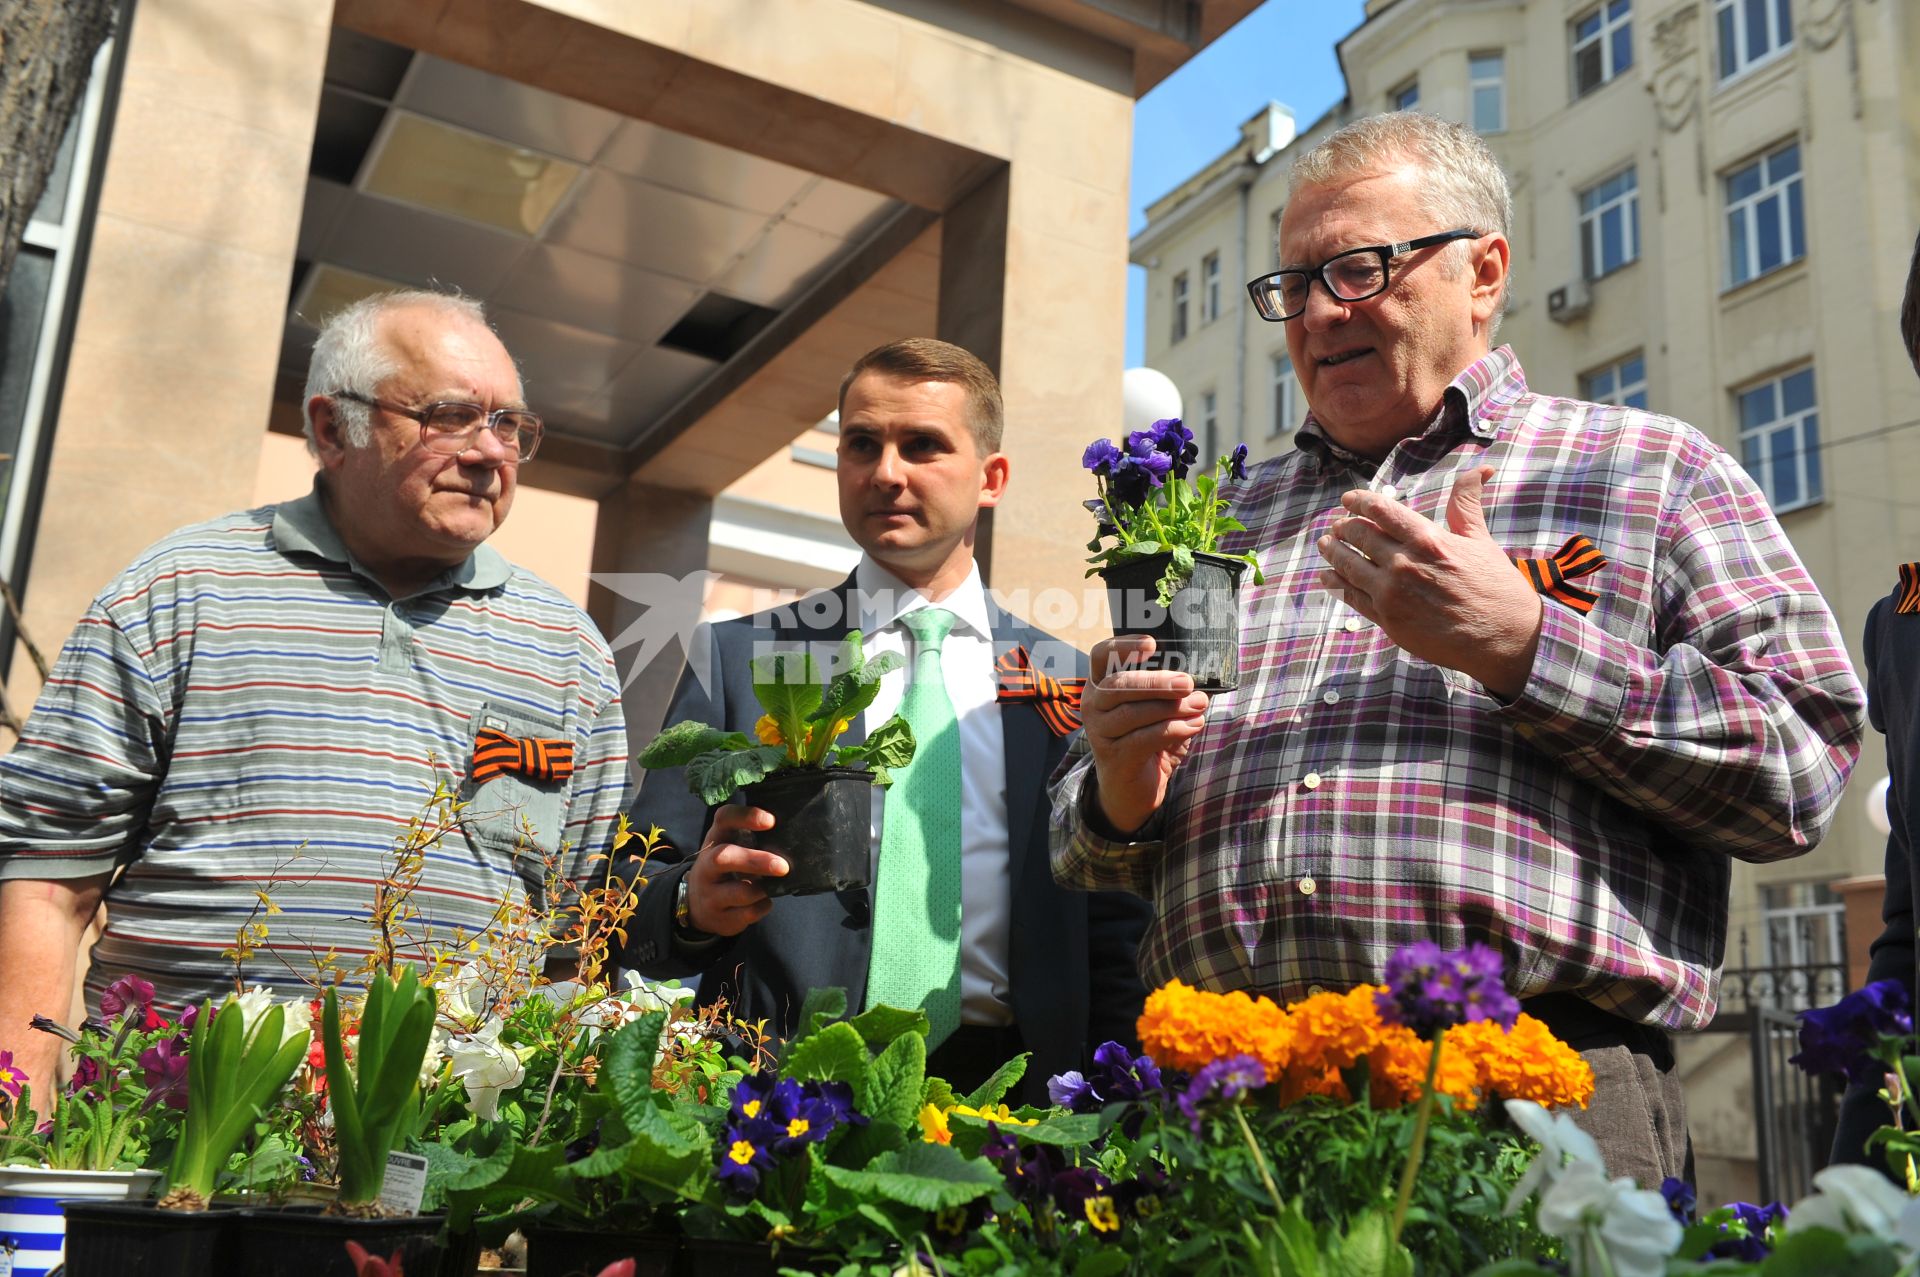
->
xmin=981 ymin=1111 xmax=1102 ymax=1148
xmin=781 ymin=1022 xmax=869 ymax=1091
xmin=813 ymin=632 xmax=903 ymax=728
xmin=1334 ymin=1209 xmax=1414 ymax=1277
xmin=684 ymin=745 xmax=788 ymax=807
xmin=1107 ymin=540 xmax=1163 ymax=563
xmin=845 ymin=1005 xmax=929 ymax=1051
xmin=961 ymin=1054 xmax=1027 ymax=1109
xmin=863 ymin=1032 xmax=926 ymax=1132
xmin=603 ymin=1010 xmax=669 ymax=1126
xmin=841 ymin=715 xmax=914 ymax=772
xmin=1157 ymin=546 xmax=1198 ymax=607
xmin=821 ymin=1143 xmax=1001 ymax=1210
xmin=793 ymin=987 xmax=849 ymax=1042
xmin=752 ymin=650 xmax=822 ymax=745
xmin=921 ymin=1077 xmax=955 ymax=1113
xmin=444 ymin=1143 xmax=578 ymax=1231
xmin=1073 ymin=1251 xmax=1131 ymax=1277
xmin=639 ymin=720 xmax=739 ymax=769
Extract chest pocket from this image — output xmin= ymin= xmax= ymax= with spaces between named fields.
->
xmin=459 ymin=701 xmax=572 ymax=860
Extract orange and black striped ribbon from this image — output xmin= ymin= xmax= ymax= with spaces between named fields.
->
xmin=1897 ymin=563 xmax=1920 ymax=615
xmin=472 ymin=729 xmax=574 ymax=784
xmin=994 ymin=646 xmax=1086 ymax=737
xmin=1514 ymin=534 xmax=1607 ymax=616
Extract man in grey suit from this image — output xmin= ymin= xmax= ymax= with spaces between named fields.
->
xmin=621 ymin=338 xmax=1149 ymax=1100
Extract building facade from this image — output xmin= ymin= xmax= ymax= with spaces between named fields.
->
xmin=1132 ymin=0 xmax=1920 ymax=1197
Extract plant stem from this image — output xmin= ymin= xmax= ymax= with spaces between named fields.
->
xmin=1388 ymin=1027 xmax=1446 ymax=1247
xmin=1232 ymin=1106 xmax=1285 ymax=1215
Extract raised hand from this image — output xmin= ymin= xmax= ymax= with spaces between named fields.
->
xmin=1081 ymin=634 xmax=1211 ymax=834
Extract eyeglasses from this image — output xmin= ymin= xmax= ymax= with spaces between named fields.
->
xmin=331 ymin=391 xmax=544 ymax=460
xmin=1245 ymin=228 xmax=1485 ymax=322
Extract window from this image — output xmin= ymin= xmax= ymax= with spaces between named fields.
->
xmin=1469 ymin=52 xmax=1506 ymax=133
xmin=1757 ymin=882 xmax=1847 ymax=1009
xmin=1572 ymin=0 xmax=1633 ymax=98
xmin=1577 ymin=168 xmax=1639 ymax=280
xmin=1269 ymin=208 xmax=1285 ymax=270
xmin=1580 ymin=354 xmax=1647 ymax=409
xmin=1724 ymin=142 xmax=1804 ymax=288
xmin=1201 ymin=253 xmax=1221 ymax=324
xmin=1200 ymin=390 xmax=1218 ymax=461
xmin=1391 ymin=79 xmax=1419 ymax=111
xmin=1716 ymin=0 xmax=1792 ymax=81
xmin=1270 ymin=355 xmax=1300 ymax=438
xmin=1171 ymin=272 xmax=1189 ymax=343
xmin=1737 ymin=366 xmax=1820 ymax=512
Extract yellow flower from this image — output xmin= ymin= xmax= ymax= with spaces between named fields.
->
xmin=1451 ymin=1014 xmax=1595 ymax=1109
xmin=727 ymin=1139 xmax=757 ymax=1166
xmin=951 ymin=1102 xmax=1037 ymax=1126
xmin=834 ymin=716 xmax=854 ymax=737
xmin=918 ymin=1103 xmax=952 ymax=1144
xmin=1083 ymin=1195 xmax=1122 ymax=1233
xmin=754 ymin=714 xmax=783 ymax=746
xmin=786 ymin=1117 xmax=810 ymax=1139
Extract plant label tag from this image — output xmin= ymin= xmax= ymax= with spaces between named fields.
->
xmin=380 ymin=1151 xmax=429 ymax=1216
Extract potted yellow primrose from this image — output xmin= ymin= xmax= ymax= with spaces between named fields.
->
xmin=639 ymin=633 xmax=914 ymax=896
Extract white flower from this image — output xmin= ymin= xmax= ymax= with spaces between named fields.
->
xmin=1535 ymin=1161 xmax=1683 ymax=1277
xmin=420 ymin=1025 xmax=452 ymax=1088
xmin=1502 ymin=1099 xmax=1604 ymax=1214
xmin=432 ymin=964 xmax=493 ymax=1032
xmin=447 ymin=1024 xmax=525 ymax=1121
xmin=1788 ymin=1164 xmax=1916 ymax=1239
xmin=227 ymin=986 xmax=311 ymax=1049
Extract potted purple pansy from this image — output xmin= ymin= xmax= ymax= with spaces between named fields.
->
xmin=1082 ymin=418 xmax=1263 ymax=691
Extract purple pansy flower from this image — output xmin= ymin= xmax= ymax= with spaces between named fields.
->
xmin=1659 ymin=1176 xmax=1696 ymax=1224
xmin=1176 ymin=1054 xmax=1268 ymax=1132
xmin=1048 ymin=1070 xmax=1095 ymax=1112
xmin=1082 ymin=438 xmax=1123 ymax=475
xmin=1706 ymin=1201 xmax=1787 ymax=1262
xmin=1375 ymin=941 xmax=1519 ymax=1037
xmin=1791 ymin=980 xmax=1912 ymax=1085
xmin=713 ymin=1115 xmax=782 ymax=1198
xmin=1129 ymin=418 xmax=1199 ymax=480
xmin=1228 ymin=443 xmax=1249 ymax=482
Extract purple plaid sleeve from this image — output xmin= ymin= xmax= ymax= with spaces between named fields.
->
xmin=1048 ymin=348 xmax=1866 ymax=1029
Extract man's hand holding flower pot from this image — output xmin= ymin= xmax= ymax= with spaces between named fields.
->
xmin=683 ymin=804 xmax=789 ymax=938
xmin=1082 ymin=634 xmax=1210 ymax=837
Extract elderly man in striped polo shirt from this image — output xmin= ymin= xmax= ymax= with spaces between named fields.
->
xmin=0 ymin=290 xmax=629 ymax=1096
xmin=1052 ymin=112 xmax=1866 ymax=1187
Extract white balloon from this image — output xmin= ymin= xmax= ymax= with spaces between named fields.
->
xmin=1868 ymin=775 xmax=1893 ymax=837
xmin=1121 ymin=367 xmax=1183 ymax=436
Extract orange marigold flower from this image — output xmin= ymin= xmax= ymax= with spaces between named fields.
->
xmin=1451 ymin=1014 xmax=1595 ymax=1109
xmin=1138 ymin=980 xmax=1292 ymax=1075
xmin=1286 ymin=985 xmax=1384 ymax=1074
xmin=1366 ymin=1024 xmax=1481 ymax=1110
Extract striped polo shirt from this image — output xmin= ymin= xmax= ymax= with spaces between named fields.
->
xmin=0 ymin=485 xmax=631 ymax=1015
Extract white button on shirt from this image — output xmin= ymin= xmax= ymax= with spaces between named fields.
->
xmin=854 ymin=557 xmax=1015 ymax=1027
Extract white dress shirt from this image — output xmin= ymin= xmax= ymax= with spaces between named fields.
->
xmin=853 ymin=556 xmax=1015 ymax=1027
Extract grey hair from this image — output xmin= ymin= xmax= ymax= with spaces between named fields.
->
xmin=301 ymin=289 xmax=496 ymax=450
xmin=1287 ymin=111 xmax=1514 ymax=329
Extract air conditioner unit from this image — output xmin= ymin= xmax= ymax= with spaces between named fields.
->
xmin=1546 ymin=279 xmax=1592 ymax=324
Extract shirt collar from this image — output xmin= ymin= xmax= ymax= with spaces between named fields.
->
xmin=271 ymin=477 xmax=514 ymax=596
xmin=1291 ymin=345 xmax=1527 ymax=466
xmin=852 ymin=555 xmax=992 ymax=641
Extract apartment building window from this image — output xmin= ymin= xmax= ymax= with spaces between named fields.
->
xmin=1580 ymin=354 xmax=1647 ymax=409
xmin=1200 ymin=389 xmax=1218 ymax=461
xmin=1572 ymin=0 xmax=1633 ymax=98
xmin=1470 ymin=52 xmax=1505 ymax=133
xmin=1577 ymin=168 xmax=1639 ymax=280
xmin=1725 ymin=142 xmax=1804 ymax=288
xmin=1270 ymin=354 xmax=1300 ymax=438
xmin=1391 ymin=79 xmax=1419 ymax=111
xmin=1737 ymin=366 xmax=1820 ymax=513
xmin=1171 ymin=271 xmax=1189 ymax=343
xmin=1201 ymin=252 xmax=1221 ymax=323
xmin=1716 ymin=0 xmax=1792 ymax=81
xmin=1269 ymin=208 xmax=1285 ymax=270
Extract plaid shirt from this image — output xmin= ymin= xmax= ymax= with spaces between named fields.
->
xmin=1051 ymin=348 xmax=1865 ymax=1030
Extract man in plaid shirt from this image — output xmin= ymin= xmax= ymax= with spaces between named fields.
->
xmin=1051 ymin=112 xmax=1866 ymax=1185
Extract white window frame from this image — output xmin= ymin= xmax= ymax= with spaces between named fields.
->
xmin=1171 ymin=271 xmax=1189 ymax=343
xmin=1269 ymin=354 xmax=1300 ymax=438
xmin=1200 ymin=389 xmax=1218 ymax=461
xmin=1470 ymin=51 xmax=1506 ymax=133
xmin=1736 ymin=365 xmax=1821 ymax=514
xmin=1715 ymin=0 xmax=1793 ymax=83
xmin=1579 ymin=353 xmax=1647 ymax=409
xmin=1201 ymin=252 xmax=1221 ymax=324
xmin=1391 ymin=78 xmax=1419 ymax=111
xmin=1571 ymin=0 xmax=1633 ymax=98
xmin=1577 ymin=166 xmax=1639 ymax=280
xmin=1269 ymin=207 xmax=1285 ymax=270
xmin=1724 ymin=142 xmax=1804 ymax=289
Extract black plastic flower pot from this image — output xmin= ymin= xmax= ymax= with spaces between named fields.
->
xmin=737 ymin=766 xmax=873 ymax=897
xmin=224 ymin=1205 xmax=446 ymax=1277
xmin=1099 ymin=551 xmax=1249 ymax=692
xmin=674 ymin=1236 xmax=821 ymax=1277
xmin=60 ymin=1201 xmax=229 ymax=1277
xmin=526 ymin=1223 xmax=676 ymax=1277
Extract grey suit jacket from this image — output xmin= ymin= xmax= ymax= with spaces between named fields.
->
xmin=618 ymin=573 xmax=1150 ymax=1103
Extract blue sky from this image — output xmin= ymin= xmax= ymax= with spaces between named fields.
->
xmin=1126 ymin=1 xmax=1369 ymax=366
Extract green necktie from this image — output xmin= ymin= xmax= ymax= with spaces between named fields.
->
xmin=864 ymin=606 xmax=963 ymax=1048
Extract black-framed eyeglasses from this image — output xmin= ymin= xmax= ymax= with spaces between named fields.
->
xmin=332 ymin=391 xmax=544 ymax=460
xmin=1245 ymin=228 xmax=1485 ymax=322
